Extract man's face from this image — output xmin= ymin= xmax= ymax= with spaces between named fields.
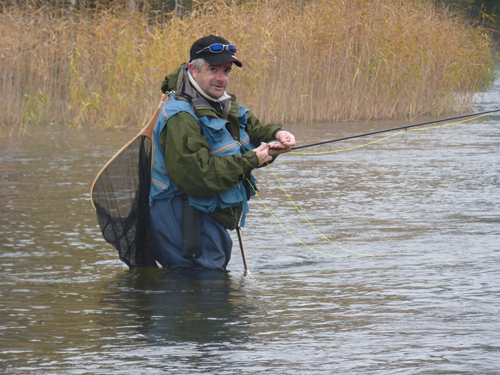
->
xmin=189 ymin=61 xmax=233 ymax=99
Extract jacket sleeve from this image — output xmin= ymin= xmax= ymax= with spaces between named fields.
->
xmin=244 ymin=109 xmax=284 ymax=164
xmin=245 ymin=109 xmax=283 ymax=145
xmin=160 ymin=112 xmax=259 ymax=198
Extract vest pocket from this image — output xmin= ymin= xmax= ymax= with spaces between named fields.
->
xmin=199 ymin=116 xmax=233 ymax=148
xmin=151 ymin=164 xmax=170 ymax=191
xmin=219 ymin=185 xmax=245 ymax=208
xmin=188 ymin=196 xmax=217 ymax=213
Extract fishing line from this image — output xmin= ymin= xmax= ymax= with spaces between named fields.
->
xmin=265 ymin=164 xmax=376 ymax=257
xmin=247 ymin=179 xmax=349 ymax=258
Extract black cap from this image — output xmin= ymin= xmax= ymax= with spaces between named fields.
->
xmin=189 ymin=35 xmax=243 ymax=68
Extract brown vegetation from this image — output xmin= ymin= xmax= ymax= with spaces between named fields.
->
xmin=0 ymin=0 xmax=495 ymax=136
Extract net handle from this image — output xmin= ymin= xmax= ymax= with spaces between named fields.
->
xmin=90 ymin=94 xmax=169 ymax=210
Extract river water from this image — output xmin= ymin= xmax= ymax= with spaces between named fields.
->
xmin=1 ymin=82 xmax=499 ymax=374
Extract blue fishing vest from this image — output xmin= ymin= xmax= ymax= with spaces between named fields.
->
xmin=150 ymin=94 xmax=257 ymax=224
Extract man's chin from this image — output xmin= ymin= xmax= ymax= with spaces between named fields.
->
xmin=209 ymin=90 xmax=225 ymax=99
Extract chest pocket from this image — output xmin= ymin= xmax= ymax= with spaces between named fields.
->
xmin=199 ymin=116 xmax=239 ymax=157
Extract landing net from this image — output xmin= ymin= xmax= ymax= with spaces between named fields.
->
xmin=90 ymin=95 xmax=168 ymax=268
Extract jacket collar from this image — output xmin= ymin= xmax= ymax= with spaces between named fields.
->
xmin=180 ymin=65 xmax=234 ymax=118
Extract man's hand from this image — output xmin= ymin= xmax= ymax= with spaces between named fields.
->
xmin=268 ymin=130 xmax=296 ymax=156
xmin=273 ymin=131 xmax=296 ymax=148
xmin=253 ymin=142 xmax=273 ymax=167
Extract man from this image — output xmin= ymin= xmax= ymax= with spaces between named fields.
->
xmin=149 ymin=35 xmax=295 ymax=270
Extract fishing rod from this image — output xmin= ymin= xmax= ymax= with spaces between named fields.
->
xmin=286 ymin=108 xmax=500 ymax=152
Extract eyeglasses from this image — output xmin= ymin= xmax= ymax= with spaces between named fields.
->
xmin=194 ymin=43 xmax=238 ymax=56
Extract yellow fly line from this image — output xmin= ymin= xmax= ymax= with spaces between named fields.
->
xmin=247 ymin=179 xmax=349 ymax=258
xmin=267 ymin=164 xmax=375 ymax=257
xmin=253 ymin=113 xmax=489 ymax=258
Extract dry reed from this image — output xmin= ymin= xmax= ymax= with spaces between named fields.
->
xmin=0 ymin=0 xmax=495 ymax=136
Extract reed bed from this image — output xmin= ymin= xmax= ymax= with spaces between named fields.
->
xmin=0 ymin=0 xmax=495 ymax=136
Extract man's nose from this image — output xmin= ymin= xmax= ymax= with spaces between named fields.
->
xmin=215 ymin=71 xmax=227 ymax=81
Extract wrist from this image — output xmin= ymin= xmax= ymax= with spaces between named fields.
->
xmin=242 ymin=150 xmax=260 ymax=170
xmin=272 ymin=129 xmax=284 ymax=139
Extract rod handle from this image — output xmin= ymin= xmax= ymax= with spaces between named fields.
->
xmin=268 ymin=146 xmax=293 ymax=157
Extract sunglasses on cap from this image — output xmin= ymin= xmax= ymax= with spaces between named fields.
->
xmin=194 ymin=43 xmax=238 ymax=56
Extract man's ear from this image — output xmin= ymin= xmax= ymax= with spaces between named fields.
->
xmin=188 ymin=63 xmax=197 ymax=79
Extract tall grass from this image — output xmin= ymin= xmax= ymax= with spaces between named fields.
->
xmin=0 ymin=0 xmax=495 ymax=136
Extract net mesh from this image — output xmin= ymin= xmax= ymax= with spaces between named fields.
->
xmin=92 ymin=135 xmax=157 ymax=268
